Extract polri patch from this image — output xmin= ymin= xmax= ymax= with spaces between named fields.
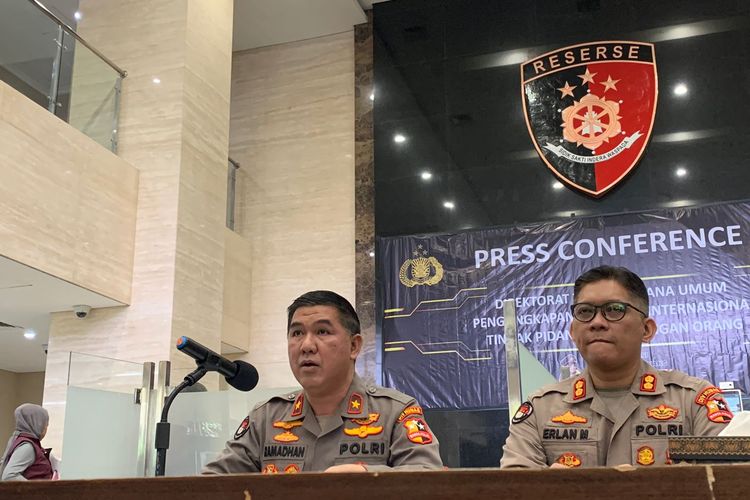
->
xmin=512 ymin=402 xmax=534 ymax=424
xmin=234 ymin=416 xmax=250 ymax=439
xmin=637 ymin=446 xmax=655 ymax=466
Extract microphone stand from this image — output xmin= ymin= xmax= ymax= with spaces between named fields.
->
xmin=154 ymin=365 xmax=208 ymax=477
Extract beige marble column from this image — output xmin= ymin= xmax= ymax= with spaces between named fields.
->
xmin=229 ymin=32 xmax=356 ymax=388
xmin=43 ymin=0 xmax=233 ymax=456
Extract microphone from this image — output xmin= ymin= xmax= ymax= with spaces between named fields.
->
xmin=176 ymin=336 xmax=259 ymax=391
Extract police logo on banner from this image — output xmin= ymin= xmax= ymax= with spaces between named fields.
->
xmin=399 ymin=244 xmax=444 ymax=287
xmin=521 ymin=41 xmax=658 ymax=197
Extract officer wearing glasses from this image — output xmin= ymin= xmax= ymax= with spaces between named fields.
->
xmin=501 ymin=266 xmax=732 ymax=469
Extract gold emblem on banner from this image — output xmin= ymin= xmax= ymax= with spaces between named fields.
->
xmin=399 ymin=245 xmax=444 ymax=287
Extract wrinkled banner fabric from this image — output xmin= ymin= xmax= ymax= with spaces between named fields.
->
xmin=378 ymin=201 xmax=750 ymax=408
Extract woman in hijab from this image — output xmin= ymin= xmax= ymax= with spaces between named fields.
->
xmin=0 ymin=404 xmax=53 ymax=480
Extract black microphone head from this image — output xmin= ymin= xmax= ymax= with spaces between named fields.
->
xmin=226 ymin=360 xmax=259 ymax=391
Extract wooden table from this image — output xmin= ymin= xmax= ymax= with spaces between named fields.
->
xmin=1 ymin=465 xmax=748 ymax=500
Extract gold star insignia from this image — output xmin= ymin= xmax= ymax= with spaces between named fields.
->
xmin=557 ymin=81 xmax=576 ymax=98
xmin=601 ymin=75 xmax=620 ymax=92
xmin=351 ymin=400 xmax=361 ymax=409
xmin=294 ymin=400 xmax=302 ymax=410
xmin=578 ymin=68 xmax=596 ymax=85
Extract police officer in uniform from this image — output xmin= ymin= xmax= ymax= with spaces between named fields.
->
xmin=203 ymin=291 xmax=442 ymax=474
xmin=501 ymin=266 xmax=733 ymax=469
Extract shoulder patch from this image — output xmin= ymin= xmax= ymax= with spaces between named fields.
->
xmin=512 ymin=402 xmax=534 ymax=424
xmin=695 ymin=386 xmax=722 ymax=406
xmin=572 ymin=378 xmax=586 ymax=400
xmin=234 ymin=416 xmax=250 ymax=439
xmin=705 ymin=397 xmax=733 ymax=423
xmin=397 ymin=405 xmax=424 ymax=422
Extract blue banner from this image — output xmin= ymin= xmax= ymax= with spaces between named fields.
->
xmin=378 ymin=201 xmax=750 ymax=409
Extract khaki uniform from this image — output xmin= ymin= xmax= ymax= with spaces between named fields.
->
xmin=501 ymin=360 xmax=732 ymax=468
xmin=203 ymin=374 xmax=443 ymax=473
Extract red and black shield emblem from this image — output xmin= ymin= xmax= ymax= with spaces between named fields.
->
xmin=521 ymin=41 xmax=658 ymax=197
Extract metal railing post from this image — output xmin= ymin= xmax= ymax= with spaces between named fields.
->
xmin=503 ymin=299 xmax=522 ymax=420
xmin=48 ymin=24 xmax=64 ymax=113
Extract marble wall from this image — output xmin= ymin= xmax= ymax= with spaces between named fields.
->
xmin=0 ymin=81 xmax=138 ymax=304
xmin=354 ymin=16 xmax=376 ymax=381
xmin=229 ymin=32 xmax=356 ymax=387
xmin=42 ymin=0 xmax=233 ymax=456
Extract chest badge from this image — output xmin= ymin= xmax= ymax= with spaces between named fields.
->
xmin=637 ymin=446 xmax=655 ymax=466
xmin=284 ymin=464 xmax=300 ymax=474
xmin=344 ymin=413 xmax=383 ymax=438
xmin=646 ymin=404 xmax=679 ymax=420
xmin=555 ymin=452 xmax=582 ymax=468
xmin=551 ymin=410 xmax=588 ymax=424
xmin=273 ymin=420 xmax=303 ymax=443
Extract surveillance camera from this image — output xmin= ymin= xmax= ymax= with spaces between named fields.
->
xmin=73 ymin=305 xmax=92 ymax=319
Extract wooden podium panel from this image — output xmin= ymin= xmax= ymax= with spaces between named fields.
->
xmin=3 ymin=465 xmax=745 ymax=500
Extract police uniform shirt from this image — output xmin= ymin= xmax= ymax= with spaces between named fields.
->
xmin=203 ymin=374 xmax=443 ymax=474
xmin=500 ymin=360 xmax=733 ymax=468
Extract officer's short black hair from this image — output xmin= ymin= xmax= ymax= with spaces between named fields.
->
xmin=573 ymin=265 xmax=649 ymax=310
xmin=287 ymin=290 xmax=361 ymax=335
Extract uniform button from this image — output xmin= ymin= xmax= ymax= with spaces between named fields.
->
xmin=287 ymin=394 xmax=295 ymax=400
xmin=367 ymin=387 xmax=376 ymax=394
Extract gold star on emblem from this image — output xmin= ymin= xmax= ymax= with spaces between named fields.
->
xmin=557 ymin=81 xmax=576 ymax=98
xmin=294 ymin=400 xmax=302 ymax=410
xmin=601 ymin=75 xmax=620 ymax=92
xmin=578 ymin=68 xmax=596 ymax=85
xmin=351 ymin=400 xmax=361 ymax=409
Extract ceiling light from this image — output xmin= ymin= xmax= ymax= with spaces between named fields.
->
xmin=368 ymin=251 xmax=375 ymax=257
xmin=443 ymin=201 xmax=455 ymax=209
xmin=74 ymin=11 xmax=82 ymax=21
xmin=675 ymin=167 xmax=687 ymax=177
xmin=393 ymin=134 xmax=406 ymax=143
xmin=420 ymin=171 xmax=432 ymax=180
xmin=552 ymin=181 xmax=564 ymax=190
xmin=673 ymin=83 xmax=688 ymax=96
xmin=24 ymin=330 xmax=36 ymax=340
xmin=152 ymin=77 xmax=161 ymax=84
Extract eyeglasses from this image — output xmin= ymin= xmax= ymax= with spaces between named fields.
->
xmin=570 ymin=301 xmax=648 ymax=323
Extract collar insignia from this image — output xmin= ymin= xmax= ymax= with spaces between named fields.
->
xmin=348 ymin=392 xmax=363 ymax=414
xmin=291 ymin=394 xmax=304 ymax=417
xmin=640 ymin=373 xmax=657 ymax=392
xmin=572 ymin=379 xmax=586 ymax=400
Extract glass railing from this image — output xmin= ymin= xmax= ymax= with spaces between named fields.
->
xmin=0 ymin=0 xmax=125 ymax=152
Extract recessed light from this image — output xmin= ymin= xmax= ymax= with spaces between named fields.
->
xmin=420 ymin=171 xmax=433 ymax=180
xmin=74 ymin=11 xmax=82 ymax=20
xmin=443 ymin=201 xmax=455 ymax=209
xmin=393 ymin=134 xmax=406 ymax=143
xmin=673 ymin=83 xmax=688 ymax=96
xmin=552 ymin=181 xmax=564 ymax=190
xmin=675 ymin=167 xmax=687 ymax=177
xmin=24 ymin=330 xmax=36 ymax=340
xmin=368 ymin=251 xmax=375 ymax=257
xmin=152 ymin=77 xmax=161 ymax=84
